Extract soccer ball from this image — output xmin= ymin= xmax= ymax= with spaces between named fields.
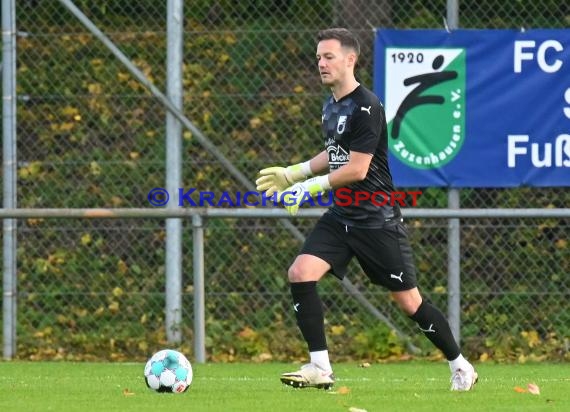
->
xmin=144 ymin=349 xmax=193 ymax=393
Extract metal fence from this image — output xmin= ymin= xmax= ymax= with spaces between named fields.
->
xmin=2 ymin=0 xmax=569 ymax=362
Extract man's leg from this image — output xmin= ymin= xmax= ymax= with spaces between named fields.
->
xmin=392 ymin=288 xmax=478 ymax=391
xmin=280 ymin=254 xmax=336 ymax=389
xmin=351 ymin=220 xmax=477 ymax=391
xmin=280 ymin=214 xmax=353 ymax=389
xmin=289 ymin=281 xmax=330 ymax=370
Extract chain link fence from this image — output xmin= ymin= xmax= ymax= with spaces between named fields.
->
xmin=4 ymin=0 xmax=569 ymax=361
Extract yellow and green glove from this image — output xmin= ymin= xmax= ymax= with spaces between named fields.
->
xmin=278 ymin=175 xmax=331 ymax=216
xmin=255 ymin=161 xmax=313 ymax=197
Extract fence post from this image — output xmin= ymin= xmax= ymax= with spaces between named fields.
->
xmin=192 ymin=214 xmax=206 ymax=363
xmin=446 ymin=0 xmax=459 ymax=28
xmin=2 ymin=0 xmax=18 ymax=360
xmin=446 ymin=0 xmax=461 ymax=345
xmin=447 ymin=190 xmax=461 ymax=343
xmin=165 ymin=0 xmax=184 ymax=344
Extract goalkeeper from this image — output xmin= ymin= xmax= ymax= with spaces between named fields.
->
xmin=256 ymin=28 xmax=478 ymax=392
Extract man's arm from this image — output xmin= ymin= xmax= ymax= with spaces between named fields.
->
xmin=308 ymin=150 xmax=372 ymax=187
xmin=277 ymin=150 xmax=373 ymax=215
xmin=328 ymin=151 xmax=372 ymax=187
xmin=308 ymin=150 xmax=329 ymax=175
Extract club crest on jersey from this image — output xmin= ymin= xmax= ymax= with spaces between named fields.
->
xmin=336 ymin=115 xmax=347 ymax=135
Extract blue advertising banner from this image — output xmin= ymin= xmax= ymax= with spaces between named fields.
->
xmin=374 ymin=29 xmax=570 ymax=187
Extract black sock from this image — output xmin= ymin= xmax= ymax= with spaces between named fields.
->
xmin=290 ymin=281 xmax=327 ymax=351
xmin=409 ymin=300 xmax=461 ymax=360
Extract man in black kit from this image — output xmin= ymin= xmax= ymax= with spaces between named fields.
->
xmin=256 ymin=28 xmax=477 ymax=391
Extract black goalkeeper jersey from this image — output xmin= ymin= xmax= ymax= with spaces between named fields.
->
xmin=322 ymin=85 xmax=401 ymax=228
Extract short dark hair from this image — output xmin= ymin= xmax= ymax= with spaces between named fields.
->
xmin=317 ymin=28 xmax=360 ymax=56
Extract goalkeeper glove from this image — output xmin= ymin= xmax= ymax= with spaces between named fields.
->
xmin=255 ymin=161 xmax=312 ymax=197
xmin=278 ymin=175 xmax=331 ymax=216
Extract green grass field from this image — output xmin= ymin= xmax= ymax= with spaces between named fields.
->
xmin=1 ymin=361 xmax=568 ymax=411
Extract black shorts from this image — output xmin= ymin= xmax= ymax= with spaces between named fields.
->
xmin=300 ymin=213 xmax=417 ymax=291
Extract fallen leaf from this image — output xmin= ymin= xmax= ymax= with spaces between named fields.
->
xmin=337 ymin=386 xmax=351 ymax=395
xmin=348 ymin=408 xmax=367 ymax=412
xmin=122 ymin=388 xmax=135 ymax=396
xmin=527 ymin=383 xmax=540 ymax=395
xmin=514 ymin=386 xmax=527 ymax=393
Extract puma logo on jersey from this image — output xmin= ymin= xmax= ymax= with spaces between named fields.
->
xmin=361 ymin=105 xmax=372 ymax=115
xmin=390 ymin=272 xmax=404 ymax=283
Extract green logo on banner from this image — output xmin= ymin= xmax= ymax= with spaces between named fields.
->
xmin=385 ymin=48 xmax=466 ymax=169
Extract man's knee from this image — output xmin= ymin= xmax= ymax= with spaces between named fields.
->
xmin=287 ymin=255 xmax=329 ymax=283
xmin=391 ymin=288 xmax=422 ymax=315
xmin=287 ymin=262 xmax=305 ymax=282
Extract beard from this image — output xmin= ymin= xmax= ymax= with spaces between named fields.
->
xmin=320 ymin=75 xmax=334 ymax=86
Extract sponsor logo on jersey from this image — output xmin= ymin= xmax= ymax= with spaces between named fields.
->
xmin=327 ymin=144 xmax=350 ymax=166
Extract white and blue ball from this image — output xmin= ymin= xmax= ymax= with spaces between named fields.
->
xmin=144 ymin=349 xmax=193 ymax=393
